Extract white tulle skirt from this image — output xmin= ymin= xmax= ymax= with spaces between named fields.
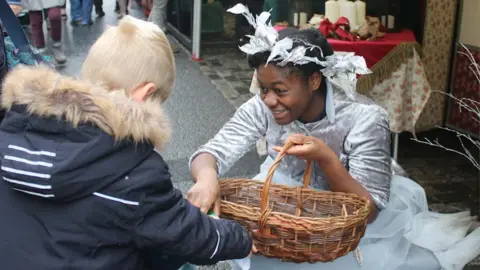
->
xmin=229 ymin=158 xmax=480 ymax=270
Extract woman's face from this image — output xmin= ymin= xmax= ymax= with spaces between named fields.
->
xmin=257 ymin=64 xmax=320 ymax=125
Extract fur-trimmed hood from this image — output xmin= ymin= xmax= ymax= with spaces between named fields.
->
xmin=0 ymin=66 xmax=171 ymax=202
xmin=1 ymin=65 xmax=170 ymax=149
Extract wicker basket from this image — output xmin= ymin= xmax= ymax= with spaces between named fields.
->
xmin=219 ymin=142 xmax=371 ymax=263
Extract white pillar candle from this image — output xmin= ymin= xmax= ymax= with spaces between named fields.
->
xmin=293 ymin=12 xmax=299 ymax=26
xmin=339 ymin=0 xmax=357 ymax=27
xmin=355 ymin=0 xmax=366 ymax=26
xmin=388 ymin=15 xmax=395 ymax=29
xmin=299 ymin=12 xmax=308 ymax=26
xmin=381 ymin=15 xmax=386 ymax=26
xmin=325 ymin=0 xmax=340 ymax=22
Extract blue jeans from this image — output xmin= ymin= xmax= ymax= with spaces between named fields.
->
xmin=70 ymin=0 xmax=93 ymax=24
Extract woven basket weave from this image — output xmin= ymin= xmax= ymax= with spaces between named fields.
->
xmin=219 ymin=142 xmax=371 ymax=263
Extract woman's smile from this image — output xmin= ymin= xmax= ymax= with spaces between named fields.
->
xmin=271 ymin=109 xmax=288 ymax=119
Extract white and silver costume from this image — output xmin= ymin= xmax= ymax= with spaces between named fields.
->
xmin=189 ymin=4 xmax=480 ymax=270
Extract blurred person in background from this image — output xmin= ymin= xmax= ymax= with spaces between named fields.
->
xmin=148 ymin=0 xmax=166 ymax=32
xmin=69 ymin=0 xmax=93 ymax=26
xmin=22 ymin=0 xmax=67 ymax=64
xmin=61 ymin=1 xmax=67 ymax=19
xmin=116 ymin=0 xmax=129 ymax=18
xmin=93 ymin=0 xmax=105 ymax=17
xmin=148 ymin=0 xmax=179 ymax=53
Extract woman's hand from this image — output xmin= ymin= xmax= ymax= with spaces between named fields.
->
xmin=187 ymin=168 xmax=221 ymax=215
xmin=272 ymin=134 xmax=336 ymax=165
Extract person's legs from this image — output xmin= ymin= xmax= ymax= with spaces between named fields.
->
xmin=28 ymin=11 xmax=46 ymax=51
xmin=69 ymin=0 xmax=82 ymax=25
xmin=93 ymin=0 xmax=104 ymax=16
xmin=47 ymin=7 xmax=67 ymax=63
xmin=81 ymin=0 xmax=93 ymax=25
xmin=117 ymin=0 xmax=128 ymax=18
xmin=47 ymin=7 xmax=62 ymax=44
xmin=148 ymin=0 xmax=168 ymax=31
xmin=61 ymin=1 xmax=67 ymax=19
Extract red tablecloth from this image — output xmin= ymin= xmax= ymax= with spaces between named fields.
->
xmin=273 ymin=26 xmax=417 ymax=68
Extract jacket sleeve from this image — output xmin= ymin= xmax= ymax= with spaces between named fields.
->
xmin=189 ymin=95 xmax=268 ymax=176
xmin=132 ymin=158 xmax=252 ymax=264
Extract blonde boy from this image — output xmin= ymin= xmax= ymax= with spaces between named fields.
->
xmin=82 ymin=16 xmax=175 ymax=103
xmin=0 ymin=16 xmax=252 ymax=270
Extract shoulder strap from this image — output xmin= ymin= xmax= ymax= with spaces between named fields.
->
xmin=0 ymin=0 xmax=30 ymax=49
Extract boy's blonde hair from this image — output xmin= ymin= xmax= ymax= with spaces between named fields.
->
xmin=81 ymin=16 xmax=175 ymax=102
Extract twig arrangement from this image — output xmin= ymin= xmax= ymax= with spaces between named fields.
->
xmin=412 ymin=44 xmax=480 ymax=171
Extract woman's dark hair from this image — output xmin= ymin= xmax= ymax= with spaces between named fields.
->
xmin=247 ymin=28 xmax=333 ymax=82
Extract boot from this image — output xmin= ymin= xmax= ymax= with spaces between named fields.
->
xmin=35 ymin=47 xmax=47 ymax=54
xmin=52 ymin=43 xmax=67 ymax=64
xmin=61 ymin=8 xmax=67 ymax=20
xmin=96 ymin=9 xmax=105 ymax=17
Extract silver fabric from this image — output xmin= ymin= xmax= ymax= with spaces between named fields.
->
xmin=189 ymin=90 xmax=392 ymax=209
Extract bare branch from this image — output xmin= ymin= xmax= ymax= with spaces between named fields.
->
xmin=433 ymin=91 xmax=480 ymax=119
xmin=411 ymin=134 xmax=480 ymax=171
xmin=413 ymin=44 xmax=480 ymax=171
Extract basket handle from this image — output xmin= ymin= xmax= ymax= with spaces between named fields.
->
xmin=259 ymin=141 xmax=312 ymax=230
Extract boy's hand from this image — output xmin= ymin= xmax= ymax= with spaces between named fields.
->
xmin=250 ymin=244 xmax=257 ymax=256
xmin=187 ymin=169 xmax=221 ymax=215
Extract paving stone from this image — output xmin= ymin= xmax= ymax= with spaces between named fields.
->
xmin=216 ymin=70 xmax=233 ymax=78
xmin=208 ymin=59 xmax=222 ymax=67
xmin=217 ymin=83 xmax=240 ymax=100
xmin=234 ymin=85 xmax=251 ymax=95
xmin=199 ymin=65 xmax=215 ymax=74
xmin=223 ymin=75 xmax=238 ymax=82
xmin=235 ymin=59 xmax=251 ymax=70
xmin=222 ymin=60 xmax=241 ymax=70
xmin=211 ymin=79 xmax=226 ymax=87
xmin=208 ymin=74 xmax=221 ymax=80
xmin=196 ymin=261 xmax=231 ymax=270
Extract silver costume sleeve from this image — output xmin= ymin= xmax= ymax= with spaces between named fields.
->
xmin=189 ymin=96 xmax=268 ymax=176
xmin=344 ymin=105 xmax=392 ymax=209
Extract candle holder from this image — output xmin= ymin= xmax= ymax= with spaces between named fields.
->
xmin=288 ymin=0 xmax=313 ymax=28
xmin=368 ymin=0 xmax=401 ymax=32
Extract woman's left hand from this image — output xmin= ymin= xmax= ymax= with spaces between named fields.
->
xmin=272 ymin=134 xmax=336 ymax=165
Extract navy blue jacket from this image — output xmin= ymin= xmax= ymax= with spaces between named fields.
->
xmin=0 ymin=66 xmax=252 ymax=270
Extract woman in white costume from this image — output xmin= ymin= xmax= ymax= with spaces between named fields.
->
xmin=188 ymin=4 xmax=480 ymax=270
